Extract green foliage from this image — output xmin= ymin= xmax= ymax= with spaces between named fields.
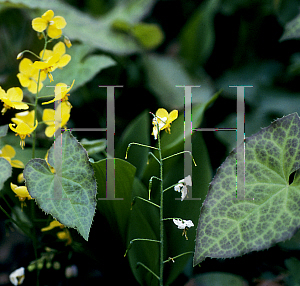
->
xmin=93 ymin=158 xmax=136 ymax=242
xmin=131 ymin=23 xmax=164 ymax=49
xmin=0 ymin=157 xmax=12 ymax=190
xmin=142 ymin=54 xmax=216 ymax=110
xmin=194 ymin=113 xmax=300 ymax=266
xmin=179 ymin=0 xmax=220 ymax=68
xmin=127 ymin=178 xmax=160 ymax=285
xmin=0 ymin=0 xmax=159 ymax=54
xmin=80 ymin=138 xmax=106 ymax=156
xmin=116 ymin=110 xmax=150 ymax=179
xmin=23 ymin=131 xmax=97 ymax=240
xmin=189 ymin=272 xmax=247 ymax=286
xmin=36 ymin=43 xmax=116 ymax=98
xmin=0 ymin=124 xmax=8 ymax=137
xmin=280 ymin=10 xmax=300 ymax=41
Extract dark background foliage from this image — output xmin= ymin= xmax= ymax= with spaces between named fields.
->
xmin=1 ymin=0 xmax=300 ymax=285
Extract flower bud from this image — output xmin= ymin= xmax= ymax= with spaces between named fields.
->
xmin=64 ymin=36 xmax=72 ymax=48
xmin=16 ymin=52 xmax=24 ymax=60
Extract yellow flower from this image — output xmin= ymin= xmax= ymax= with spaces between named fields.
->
xmin=32 ymin=53 xmax=60 ymax=82
xmin=10 ymin=182 xmax=32 ymax=210
xmin=9 ymin=110 xmax=38 ymax=149
xmin=151 ymin=108 xmax=178 ymax=139
xmin=17 ymin=58 xmax=46 ymax=94
xmin=41 ymin=220 xmax=64 ymax=231
xmin=0 ymin=87 xmax=29 ymax=115
xmin=39 ymin=42 xmax=71 ymax=71
xmin=42 ymin=101 xmax=71 ymax=137
xmin=32 ymin=10 xmax=66 ymax=39
xmin=57 ymin=229 xmax=72 ymax=245
xmin=42 ymin=80 xmax=75 ymax=105
xmin=17 ymin=172 xmax=25 ymax=183
xmin=0 ymin=145 xmax=24 ymax=168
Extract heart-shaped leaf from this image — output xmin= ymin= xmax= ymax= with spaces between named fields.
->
xmin=194 ymin=112 xmax=300 ymax=266
xmin=0 ymin=157 xmax=12 ymax=191
xmin=23 ymin=131 xmax=97 ymax=240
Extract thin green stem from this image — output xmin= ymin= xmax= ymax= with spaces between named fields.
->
xmin=158 ymin=130 xmax=164 ymax=286
xmin=148 ymin=176 xmax=162 ymax=200
xmin=163 ymin=251 xmax=194 ymax=264
xmin=162 ymin=151 xmax=197 ymax=166
xmin=18 ymin=49 xmax=41 ymax=60
xmin=32 ymin=31 xmax=48 ymax=159
xmin=147 ymin=151 xmax=160 ymax=165
xmin=136 ymin=262 xmax=160 ymax=281
xmin=163 ymin=183 xmax=180 ymax=193
xmin=125 ymin=142 xmax=159 ymax=159
xmin=162 ymin=217 xmax=184 ymax=221
xmin=124 ymin=238 xmax=161 ymax=257
xmin=131 ymin=196 xmax=160 ymax=209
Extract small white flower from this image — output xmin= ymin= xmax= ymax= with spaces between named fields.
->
xmin=173 ymin=218 xmax=194 ymax=240
xmin=174 ymin=175 xmax=192 ymax=201
xmin=152 ymin=116 xmax=167 ymax=140
xmin=9 ymin=267 xmax=25 ymax=285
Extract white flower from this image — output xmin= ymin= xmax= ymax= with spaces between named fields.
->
xmin=174 ymin=175 xmax=192 ymax=201
xmin=152 ymin=116 xmax=167 ymax=140
xmin=173 ymin=218 xmax=194 ymax=240
xmin=173 ymin=219 xmax=194 ymax=229
xmin=9 ymin=267 xmax=25 ymax=285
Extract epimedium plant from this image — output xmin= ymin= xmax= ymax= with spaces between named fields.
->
xmin=0 ymin=6 xmax=300 ymax=286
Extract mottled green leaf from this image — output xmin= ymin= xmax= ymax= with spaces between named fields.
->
xmin=23 ymin=131 xmax=97 ymax=241
xmin=0 ymin=157 xmax=12 ymax=190
xmin=194 ymin=113 xmax=300 ymax=266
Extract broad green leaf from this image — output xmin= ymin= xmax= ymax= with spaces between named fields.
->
xmin=131 ymin=23 xmax=164 ymax=49
xmin=23 ymin=131 xmax=97 ymax=241
xmin=0 ymin=0 xmax=157 ymax=54
xmin=93 ymin=158 xmax=136 ymax=243
xmin=36 ymin=43 xmax=116 ymax=99
xmin=280 ymin=11 xmax=300 ymax=41
xmin=142 ymin=54 xmax=215 ymax=110
xmin=0 ymin=157 xmax=12 ymax=190
xmin=80 ymin=138 xmax=106 ymax=156
xmin=116 ymin=110 xmax=150 ymax=179
xmin=194 ymin=113 xmax=300 ymax=266
xmin=188 ymin=272 xmax=247 ymax=286
xmin=179 ymin=0 xmax=220 ymax=68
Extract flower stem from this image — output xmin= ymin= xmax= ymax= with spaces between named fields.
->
xmin=158 ymin=131 xmax=164 ymax=286
xmin=32 ymin=31 xmax=48 ymax=158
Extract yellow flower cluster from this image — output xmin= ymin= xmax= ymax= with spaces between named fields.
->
xmin=0 ymin=9 xmax=74 ymax=150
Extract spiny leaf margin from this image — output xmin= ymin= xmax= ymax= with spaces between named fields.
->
xmin=23 ymin=130 xmax=97 ymax=240
xmin=194 ymin=112 xmax=300 ymax=266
